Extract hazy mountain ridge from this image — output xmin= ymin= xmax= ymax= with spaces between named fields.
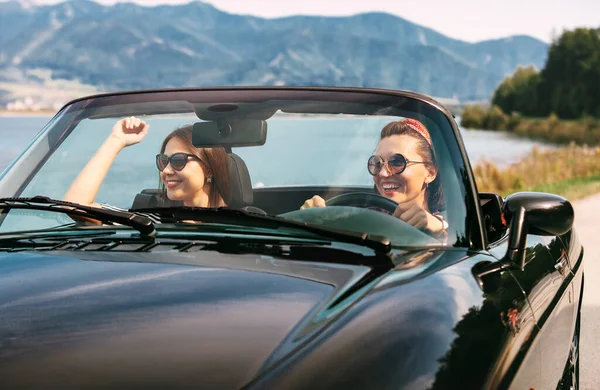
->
xmin=0 ymin=0 xmax=549 ymax=104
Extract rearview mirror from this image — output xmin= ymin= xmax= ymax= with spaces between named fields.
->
xmin=192 ymin=119 xmax=267 ymax=147
xmin=503 ymin=192 xmax=574 ymax=269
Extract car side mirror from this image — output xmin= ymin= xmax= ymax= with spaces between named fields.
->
xmin=503 ymin=192 xmax=574 ymax=270
xmin=479 ymin=192 xmax=508 ymax=243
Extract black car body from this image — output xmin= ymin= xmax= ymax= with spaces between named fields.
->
xmin=0 ymin=87 xmax=583 ymax=389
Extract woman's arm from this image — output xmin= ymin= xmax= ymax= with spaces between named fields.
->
xmin=64 ymin=116 xmax=149 ymax=207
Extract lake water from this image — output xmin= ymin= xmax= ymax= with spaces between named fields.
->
xmin=0 ymin=115 xmax=553 ymax=174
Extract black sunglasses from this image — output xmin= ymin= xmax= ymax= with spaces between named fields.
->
xmin=156 ymin=153 xmax=201 ymax=172
xmin=367 ymin=153 xmax=428 ymax=176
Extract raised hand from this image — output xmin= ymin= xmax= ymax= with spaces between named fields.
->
xmin=65 ymin=116 xmax=149 ymax=208
xmin=110 ymin=116 xmax=149 ymax=147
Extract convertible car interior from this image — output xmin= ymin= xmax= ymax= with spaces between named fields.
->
xmin=131 ymin=170 xmax=381 ymax=217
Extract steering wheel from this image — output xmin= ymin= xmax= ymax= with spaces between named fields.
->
xmin=282 ymin=191 xmax=434 ymax=242
xmin=325 ymin=192 xmax=399 ymax=215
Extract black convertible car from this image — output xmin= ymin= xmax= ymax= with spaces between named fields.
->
xmin=0 ymin=87 xmax=583 ymax=389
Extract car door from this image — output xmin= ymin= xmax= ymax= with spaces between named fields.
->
xmin=489 ymin=234 xmax=575 ymax=389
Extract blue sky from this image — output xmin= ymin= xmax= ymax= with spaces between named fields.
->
xmin=11 ymin=0 xmax=600 ymax=42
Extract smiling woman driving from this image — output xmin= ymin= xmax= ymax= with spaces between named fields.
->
xmin=63 ymin=116 xmax=230 ymax=221
xmin=301 ymin=118 xmax=447 ymax=238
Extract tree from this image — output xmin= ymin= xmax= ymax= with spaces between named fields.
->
xmin=539 ymin=28 xmax=600 ymax=118
xmin=492 ymin=66 xmax=540 ymax=116
xmin=492 ymin=27 xmax=600 ymax=119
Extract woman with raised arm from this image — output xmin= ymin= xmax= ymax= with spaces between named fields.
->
xmin=64 ymin=116 xmax=230 ymax=218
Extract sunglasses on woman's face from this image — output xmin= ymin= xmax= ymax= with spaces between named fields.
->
xmin=367 ymin=153 xmax=428 ymax=176
xmin=156 ymin=153 xmax=200 ymax=172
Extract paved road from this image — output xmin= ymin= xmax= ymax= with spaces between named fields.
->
xmin=573 ymin=193 xmax=600 ymax=390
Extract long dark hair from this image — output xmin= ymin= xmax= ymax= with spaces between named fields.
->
xmin=158 ymin=125 xmax=231 ymax=207
xmin=379 ymin=120 xmax=444 ymax=213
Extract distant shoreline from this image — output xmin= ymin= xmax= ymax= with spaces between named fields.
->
xmin=0 ymin=110 xmax=56 ymax=117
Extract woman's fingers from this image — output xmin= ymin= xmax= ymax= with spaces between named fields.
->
xmin=110 ymin=117 xmax=148 ymax=147
xmin=134 ymin=118 xmax=148 ymax=134
xmin=120 ymin=117 xmax=144 ymax=130
xmin=406 ymin=214 xmax=427 ymax=229
xmin=392 ymin=202 xmax=412 ymax=219
xmin=140 ymin=122 xmax=149 ymax=136
xmin=300 ymin=195 xmax=326 ymax=209
xmin=122 ymin=117 xmax=147 ymax=133
xmin=401 ymin=209 xmax=421 ymax=225
xmin=393 ymin=202 xmax=428 ymax=229
xmin=393 ymin=202 xmax=417 ymax=220
xmin=314 ymin=195 xmax=326 ymax=207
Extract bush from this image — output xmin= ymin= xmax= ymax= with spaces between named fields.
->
xmin=462 ymin=106 xmax=600 ymax=145
xmin=505 ymin=113 xmax=522 ymax=131
xmin=483 ymin=105 xmax=507 ymax=130
xmin=460 ymin=105 xmax=507 ymax=130
xmin=473 ymin=144 xmax=600 ymax=196
xmin=460 ymin=105 xmax=488 ymax=129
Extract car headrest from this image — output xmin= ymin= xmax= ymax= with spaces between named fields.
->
xmin=228 ymin=152 xmax=253 ymax=208
xmin=131 ymin=152 xmax=253 ymax=210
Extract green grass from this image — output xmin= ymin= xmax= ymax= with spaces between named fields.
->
xmin=529 ymin=175 xmax=600 ymax=201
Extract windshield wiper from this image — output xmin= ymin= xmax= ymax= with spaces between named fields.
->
xmin=0 ymin=196 xmax=156 ymax=237
xmin=131 ymin=206 xmax=391 ymax=254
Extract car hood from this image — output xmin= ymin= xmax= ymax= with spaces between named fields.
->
xmin=0 ymin=249 xmax=377 ymax=389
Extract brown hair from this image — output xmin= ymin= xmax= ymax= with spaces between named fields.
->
xmin=379 ymin=120 xmax=444 ymax=213
xmin=159 ymin=125 xmax=231 ymax=207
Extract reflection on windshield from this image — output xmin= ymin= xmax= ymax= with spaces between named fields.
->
xmin=0 ymin=94 xmax=467 ymax=247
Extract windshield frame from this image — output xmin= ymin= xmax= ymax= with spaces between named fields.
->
xmin=0 ymin=86 xmax=486 ymax=249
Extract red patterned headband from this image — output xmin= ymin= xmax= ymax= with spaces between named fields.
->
xmin=401 ymin=118 xmax=432 ymax=148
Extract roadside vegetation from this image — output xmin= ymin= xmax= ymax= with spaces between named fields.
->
xmin=461 ymin=106 xmax=600 ymax=145
xmin=492 ymin=28 xmax=600 ymax=120
xmin=473 ymin=143 xmax=600 ymax=201
xmin=461 ymin=27 xmax=600 ymax=141
xmin=462 ymin=27 xmax=600 ymax=200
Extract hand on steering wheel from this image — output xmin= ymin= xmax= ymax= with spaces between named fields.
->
xmin=324 ymin=192 xmax=399 ymax=214
xmin=300 ymin=192 xmax=444 ymax=235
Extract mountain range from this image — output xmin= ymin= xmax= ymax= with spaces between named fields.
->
xmin=0 ymin=0 xmax=549 ymax=105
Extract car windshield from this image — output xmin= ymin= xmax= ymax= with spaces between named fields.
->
xmin=0 ymin=89 xmax=473 ymax=247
